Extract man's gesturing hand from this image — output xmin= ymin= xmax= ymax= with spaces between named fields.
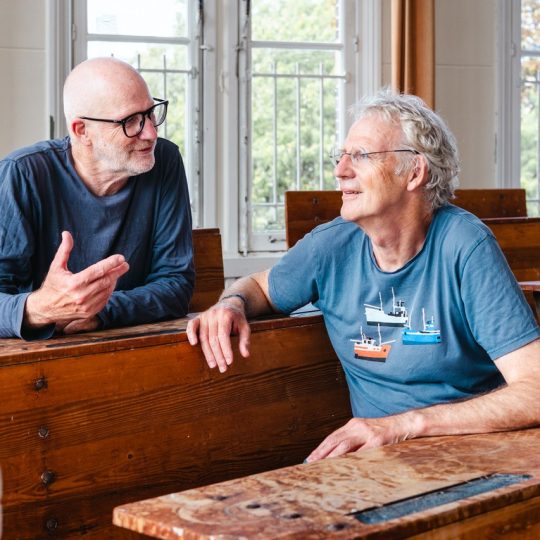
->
xmin=24 ymin=231 xmax=129 ymax=329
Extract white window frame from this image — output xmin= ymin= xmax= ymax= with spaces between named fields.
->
xmin=497 ymin=0 xmax=540 ymax=214
xmin=45 ymin=0 xmax=72 ymax=141
xmin=495 ymin=0 xmax=521 ymax=188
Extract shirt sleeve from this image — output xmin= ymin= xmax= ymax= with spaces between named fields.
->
xmin=460 ymin=235 xmax=540 ymax=360
xmin=268 ymin=231 xmax=320 ymax=313
xmin=0 ymin=159 xmax=55 ymax=339
xmin=97 ymin=145 xmax=195 ymax=329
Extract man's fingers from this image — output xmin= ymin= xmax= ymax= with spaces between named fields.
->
xmin=62 ymin=316 xmax=100 ymax=335
xmin=208 ymin=317 xmax=229 ymax=373
xmin=325 ymin=440 xmax=353 ymax=459
xmin=198 ymin=322 xmax=219 ymax=370
xmin=187 ymin=306 xmax=251 ymax=374
xmin=217 ymin=317 xmax=235 ymax=366
xmin=107 ymin=261 xmax=130 ymax=280
xmin=186 ymin=318 xmax=200 ymax=346
xmin=237 ymin=318 xmax=251 ymax=358
xmin=50 ymin=231 xmax=74 ymax=272
xmin=305 ymin=424 xmax=350 ymax=462
xmin=74 ymin=254 xmax=127 ymax=286
xmin=306 ymin=436 xmax=336 ymax=463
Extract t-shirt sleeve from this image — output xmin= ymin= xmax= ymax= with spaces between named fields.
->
xmin=268 ymin=232 xmax=320 ymax=313
xmin=460 ymin=235 xmax=540 ymax=360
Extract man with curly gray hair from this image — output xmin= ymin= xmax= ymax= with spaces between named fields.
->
xmin=188 ymin=89 xmax=540 ymax=460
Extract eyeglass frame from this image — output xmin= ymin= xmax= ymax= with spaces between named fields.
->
xmin=79 ymin=97 xmax=169 ymax=138
xmin=330 ymin=148 xmax=419 ymax=167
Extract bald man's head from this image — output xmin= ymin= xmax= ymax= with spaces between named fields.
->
xmin=63 ymin=57 xmax=152 ymax=136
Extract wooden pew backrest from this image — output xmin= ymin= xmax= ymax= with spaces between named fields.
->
xmin=453 ymin=188 xmax=527 ymax=219
xmin=285 ymin=189 xmax=528 ymax=248
xmin=190 ymin=228 xmax=224 ymax=312
xmin=285 ymin=190 xmax=341 ymax=248
xmin=484 ymin=217 xmax=540 ymax=282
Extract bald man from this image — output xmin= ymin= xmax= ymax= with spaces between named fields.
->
xmin=0 ymin=58 xmax=194 ymax=339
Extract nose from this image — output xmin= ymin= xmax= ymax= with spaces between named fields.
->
xmin=139 ymin=116 xmax=158 ymax=140
xmin=334 ymin=153 xmax=355 ymax=181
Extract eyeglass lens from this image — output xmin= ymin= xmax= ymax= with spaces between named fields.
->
xmin=124 ymin=102 xmax=167 ymax=137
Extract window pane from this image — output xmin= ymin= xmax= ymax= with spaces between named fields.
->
xmin=521 ymin=0 xmax=540 ymax=52
xmin=87 ymin=0 xmax=187 ymax=38
xmin=251 ymin=0 xmax=338 ymax=43
xmin=87 ymin=42 xmax=187 ymax=70
xmin=250 ymin=47 xmax=341 ymax=236
xmin=252 ymin=48 xmax=339 ymax=75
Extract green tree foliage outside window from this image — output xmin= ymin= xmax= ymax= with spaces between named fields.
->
xmin=521 ymin=0 xmax=540 ymax=216
xmin=250 ymin=0 xmax=343 ymax=233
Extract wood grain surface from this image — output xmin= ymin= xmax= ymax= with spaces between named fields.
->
xmin=114 ymin=428 xmax=540 ymax=539
xmin=284 ymin=189 xmax=528 ymax=248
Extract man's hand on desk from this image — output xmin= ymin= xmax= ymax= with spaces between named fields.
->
xmin=186 ymin=298 xmax=251 ymax=373
xmin=24 ymin=231 xmax=129 ymax=332
xmin=305 ymin=415 xmax=417 ymax=462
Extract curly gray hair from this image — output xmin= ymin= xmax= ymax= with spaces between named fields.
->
xmin=351 ymin=88 xmax=460 ymax=210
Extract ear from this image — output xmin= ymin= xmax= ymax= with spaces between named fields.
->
xmin=406 ymin=155 xmax=429 ymax=193
xmin=70 ymin=119 xmax=92 ymax=146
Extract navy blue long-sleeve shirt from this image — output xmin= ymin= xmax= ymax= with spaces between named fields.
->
xmin=0 ymin=136 xmax=194 ymax=339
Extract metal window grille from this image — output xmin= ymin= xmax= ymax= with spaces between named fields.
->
xmin=239 ymin=1 xmax=349 ymax=253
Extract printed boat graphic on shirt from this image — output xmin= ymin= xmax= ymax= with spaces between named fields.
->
xmin=364 ymin=288 xmax=409 ymax=327
xmin=351 ymin=325 xmax=396 ymax=362
xmin=402 ymin=308 xmax=442 ymax=345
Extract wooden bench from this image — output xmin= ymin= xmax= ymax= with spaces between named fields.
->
xmin=285 ymin=188 xmax=527 ymax=248
xmin=285 ymin=190 xmax=341 ymax=248
xmin=0 ymin=251 xmax=350 ymax=540
xmin=190 ymin=228 xmax=225 ymax=312
xmin=453 ymin=188 xmax=527 ymax=219
xmin=484 ymin=217 xmax=540 ymax=322
xmin=483 ymin=217 xmax=540 ymax=282
xmin=114 ymin=428 xmax=540 ymax=539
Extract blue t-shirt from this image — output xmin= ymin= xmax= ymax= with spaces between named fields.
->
xmin=269 ymin=205 xmax=540 ymax=418
xmin=0 ymin=137 xmax=194 ymax=339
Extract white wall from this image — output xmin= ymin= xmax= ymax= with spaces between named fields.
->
xmin=0 ymin=0 xmax=48 ymax=157
xmin=435 ymin=0 xmax=496 ymax=188
xmin=382 ymin=0 xmax=497 ymax=189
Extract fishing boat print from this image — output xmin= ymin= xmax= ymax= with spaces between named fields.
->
xmin=351 ymin=325 xmax=396 ymax=362
xmin=402 ymin=308 xmax=442 ymax=345
xmin=364 ymin=288 xmax=408 ymax=327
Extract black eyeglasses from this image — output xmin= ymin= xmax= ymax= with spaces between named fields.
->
xmin=330 ymin=148 xmax=419 ymax=167
xmin=80 ymin=97 xmax=169 ymax=138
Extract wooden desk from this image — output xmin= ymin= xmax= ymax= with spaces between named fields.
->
xmin=520 ymin=281 xmax=540 ymax=320
xmin=520 ymin=281 xmax=540 ymax=293
xmin=0 ymin=314 xmax=350 ymax=539
xmin=114 ymin=429 xmax=540 ymax=539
